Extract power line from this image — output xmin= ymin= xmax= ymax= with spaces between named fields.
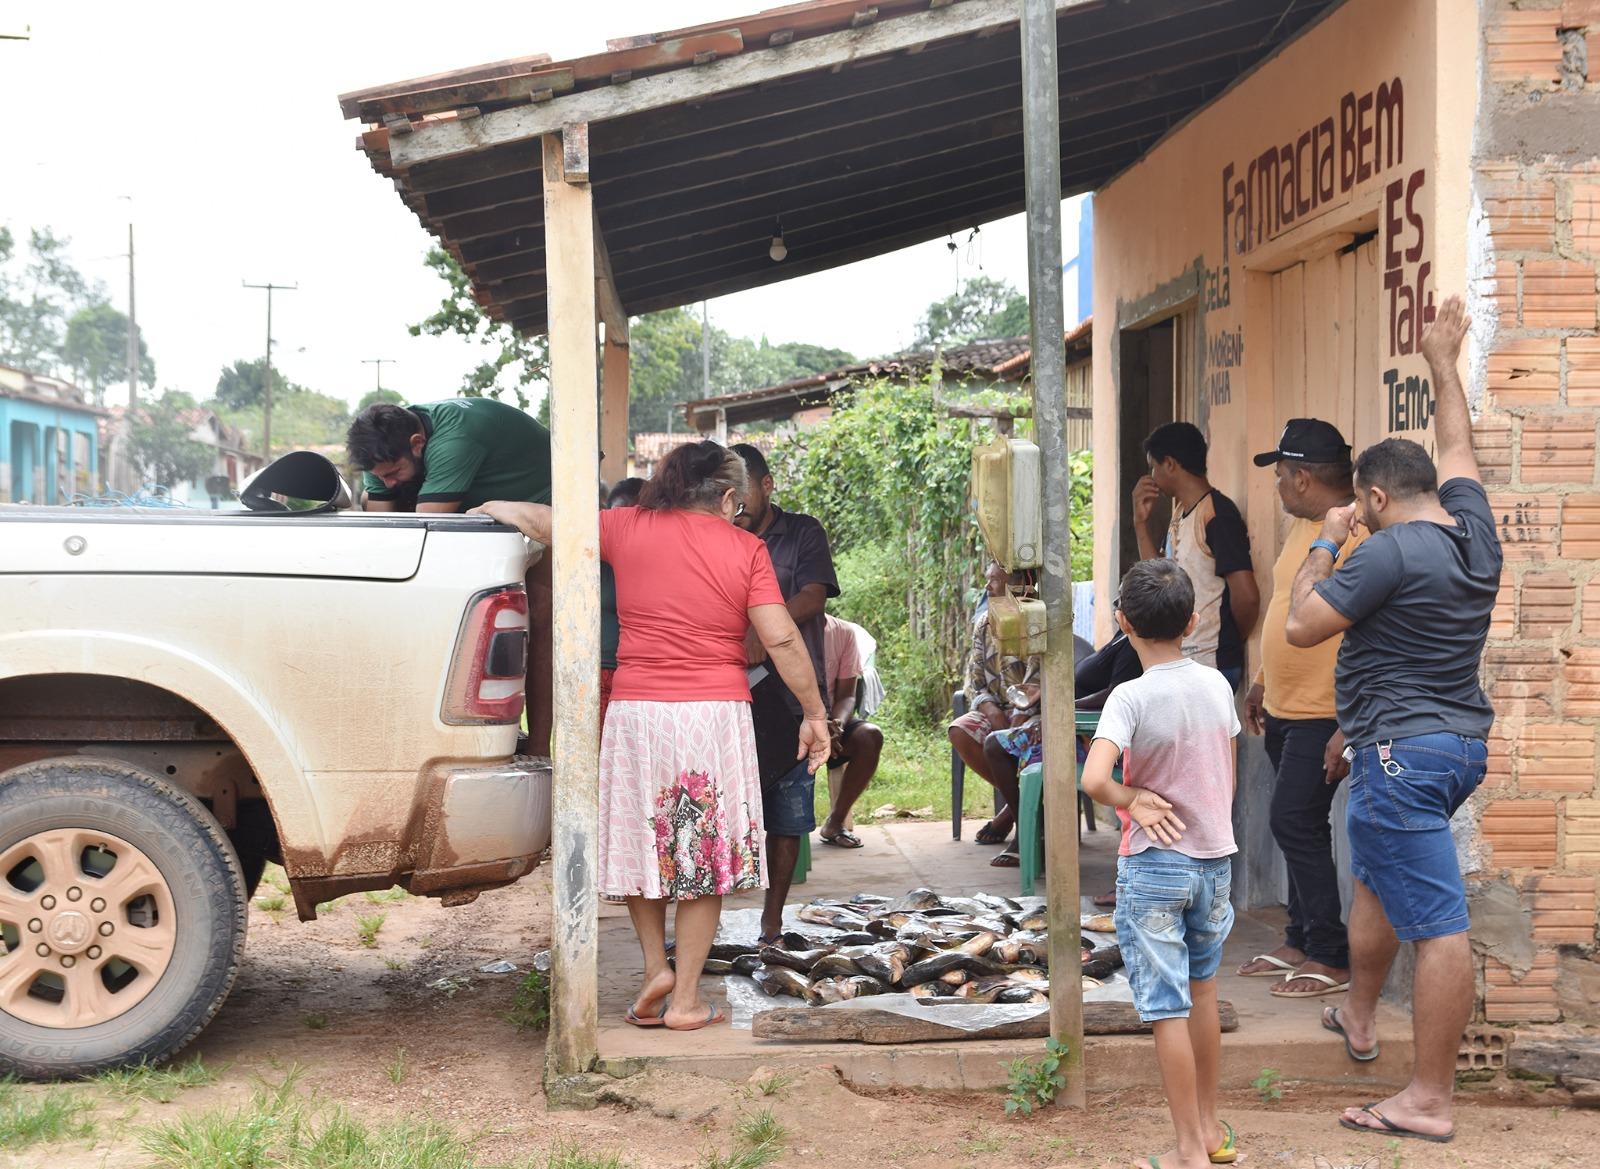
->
xmin=242 ymin=281 xmax=298 ymax=459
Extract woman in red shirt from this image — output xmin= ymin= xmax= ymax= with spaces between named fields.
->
xmin=473 ymin=441 xmax=829 ymax=1032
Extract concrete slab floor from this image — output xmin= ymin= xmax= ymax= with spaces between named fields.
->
xmin=596 ymin=820 xmax=1412 ymax=1092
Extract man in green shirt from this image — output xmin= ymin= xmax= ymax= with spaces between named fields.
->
xmin=347 ymin=398 xmax=554 ymax=753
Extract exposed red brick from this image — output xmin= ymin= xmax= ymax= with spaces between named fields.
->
xmin=1488 ymin=646 xmax=1560 ymax=716
xmin=1492 ymin=492 xmax=1559 ymax=560
xmin=1478 ymin=260 xmax=1520 ymax=329
xmin=1523 ymin=260 xmax=1598 ymax=329
xmin=1519 ymin=723 xmax=1596 ymax=792
xmin=1585 ymin=578 xmax=1600 ymax=636
xmin=1487 ymin=10 xmax=1564 ymax=84
xmin=1575 ymin=180 xmax=1600 ymax=258
xmin=1569 ymin=337 xmax=1600 ymax=407
xmin=1485 ymin=951 xmax=1561 ymax=1023
xmin=1490 ymin=573 xmax=1517 ymax=640
xmin=1520 ymin=569 xmax=1578 ymax=637
xmin=1481 ymin=799 xmax=1559 ymax=868
xmin=1486 ymin=722 xmax=1514 ymax=790
xmin=1476 ymin=417 xmax=1516 ymax=485
xmin=1528 ymin=874 xmax=1598 ymax=944
xmin=1591 ymin=31 xmax=1600 ymax=83
xmin=1567 ymin=799 xmax=1600 ymax=869
xmin=1564 ymin=1 xmax=1600 ymax=28
xmin=1488 ymin=337 xmax=1561 ymax=407
xmin=1562 ymin=494 xmax=1600 ymax=559
xmin=1482 ymin=172 xmax=1558 ymax=252
xmin=1566 ymin=647 xmax=1600 ymax=717
xmin=1520 ymin=415 xmax=1597 ymax=484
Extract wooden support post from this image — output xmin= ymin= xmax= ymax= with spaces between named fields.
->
xmin=1021 ymin=0 xmax=1085 ymax=1109
xmin=594 ymin=213 xmax=631 ymax=485
xmin=541 ymin=127 xmax=601 ymax=1083
xmin=601 ymin=322 xmax=630 ymax=484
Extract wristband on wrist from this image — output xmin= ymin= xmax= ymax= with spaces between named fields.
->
xmin=1309 ymin=538 xmax=1341 ymax=561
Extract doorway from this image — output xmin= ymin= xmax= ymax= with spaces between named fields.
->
xmin=1116 ymin=308 xmax=1196 ymax=576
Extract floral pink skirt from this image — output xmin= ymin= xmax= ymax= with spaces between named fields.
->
xmin=599 ymin=699 xmax=767 ymax=901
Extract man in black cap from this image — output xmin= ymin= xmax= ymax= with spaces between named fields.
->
xmin=1234 ymin=419 xmax=1364 ymax=1000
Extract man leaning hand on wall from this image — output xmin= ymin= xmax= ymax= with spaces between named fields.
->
xmin=1285 ymin=297 xmax=1500 ymax=1145
xmin=1237 ymin=419 xmax=1364 ymax=1000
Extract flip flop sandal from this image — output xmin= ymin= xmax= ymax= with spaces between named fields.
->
xmin=974 ymin=819 xmax=1010 ymax=846
xmin=1322 ymin=1006 xmax=1380 ymax=1062
xmin=820 ymin=829 xmax=863 ymax=849
xmin=1338 ymin=1104 xmax=1454 ymax=1143
xmin=1091 ymin=891 xmax=1117 ymax=908
xmin=1208 ymin=1119 xmax=1238 ymax=1164
xmin=625 ymin=998 xmax=670 ymax=1027
xmin=665 ymin=1003 xmax=727 ymax=1032
xmin=1272 ymin=971 xmax=1351 ymax=998
xmin=1237 ymin=953 xmax=1299 ymax=977
xmin=990 ymin=851 xmax=1020 ymax=868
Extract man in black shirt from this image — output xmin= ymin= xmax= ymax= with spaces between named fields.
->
xmin=1286 ymin=296 xmax=1498 ymax=1145
xmin=732 ymin=444 xmax=840 ymax=944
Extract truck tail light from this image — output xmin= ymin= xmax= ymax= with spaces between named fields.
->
xmin=442 ymin=586 xmax=528 ymax=725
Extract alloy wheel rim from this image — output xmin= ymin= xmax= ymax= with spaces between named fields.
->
xmin=0 ymin=829 xmax=177 ymax=1028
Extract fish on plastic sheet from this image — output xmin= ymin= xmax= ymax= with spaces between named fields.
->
xmin=752 ymin=965 xmax=816 ymax=1002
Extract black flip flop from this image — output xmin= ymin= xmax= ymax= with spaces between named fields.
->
xmin=1322 ymin=1005 xmax=1379 ymax=1062
xmin=990 ymin=850 xmax=1020 ymax=868
xmin=1338 ymin=1104 xmax=1454 ymax=1143
xmin=820 ymin=829 xmax=863 ymax=849
xmin=974 ymin=819 xmax=1010 ymax=846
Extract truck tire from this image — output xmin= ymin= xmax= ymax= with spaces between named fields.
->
xmin=0 ymin=757 xmax=247 ymax=1079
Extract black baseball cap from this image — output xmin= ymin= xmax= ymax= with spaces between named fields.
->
xmin=1253 ymin=418 xmax=1352 ymax=467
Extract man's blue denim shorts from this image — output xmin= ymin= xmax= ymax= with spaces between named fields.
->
xmin=760 ymin=759 xmax=816 ymax=836
xmin=1113 ymin=851 xmax=1235 ymax=1022
xmin=1347 ymin=732 xmax=1486 ymax=942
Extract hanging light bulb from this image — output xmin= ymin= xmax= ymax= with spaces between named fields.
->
xmin=768 ymin=216 xmax=787 ymax=263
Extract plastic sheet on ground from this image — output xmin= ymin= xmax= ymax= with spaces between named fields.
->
xmin=715 ymin=899 xmax=1133 ymax=1031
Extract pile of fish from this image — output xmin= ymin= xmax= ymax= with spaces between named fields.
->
xmin=696 ymin=888 xmax=1122 ymax=1007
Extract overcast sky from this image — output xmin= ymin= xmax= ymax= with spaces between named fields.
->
xmin=3 ymin=2 xmax=1085 ymax=411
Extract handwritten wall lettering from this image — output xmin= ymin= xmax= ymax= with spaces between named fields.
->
xmin=1383 ymin=367 xmax=1433 ymax=433
xmin=1203 ymin=325 xmax=1244 ymax=407
xmin=1383 ymin=167 xmax=1434 ymax=357
xmin=1221 ymin=77 xmax=1403 ymax=258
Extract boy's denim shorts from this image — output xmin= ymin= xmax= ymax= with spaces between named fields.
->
xmin=1114 ymin=851 xmax=1235 ymax=1022
xmin=1347 ymin=733 xmax=1486 ymax=942
xmin=760 ymin=759 xmax=816 ymax=836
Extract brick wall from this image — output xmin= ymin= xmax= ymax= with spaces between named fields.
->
xmin=1473 ymin=0 xmax=1600 ymax=1024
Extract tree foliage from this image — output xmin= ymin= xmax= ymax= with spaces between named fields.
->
xmin=63 ymin=303 xmax=154 ymax=404
xmin=410 ymin=248 xmax=549 ymax=410
xmin=357 ymin=387 xmax=405 ymax=411
xmin=0 ymin=226 xmax=122 ymax=382
xmin=214 ymin=358 xmax=287 ymax=410
xmin=626 ymin=306 xmax=854 ymax=434
xmin=912 ymin=275 xmax=1030 ymax=349
xmin=127 ymin=391 xmax=215 ymax=489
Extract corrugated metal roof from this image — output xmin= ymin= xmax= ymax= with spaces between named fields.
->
xmin=342 ymin=0 xmax=1343 ymax=336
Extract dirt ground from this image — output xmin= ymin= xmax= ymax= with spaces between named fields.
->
xmin=5 ymin=870 xmax=1600 ymax=1169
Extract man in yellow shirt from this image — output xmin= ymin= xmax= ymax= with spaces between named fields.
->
xmin=1237 ymin=419 xmax=1365 ymax=998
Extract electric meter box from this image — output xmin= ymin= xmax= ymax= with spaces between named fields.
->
xmin=971 ymin=435 xmax=1042 ymax=570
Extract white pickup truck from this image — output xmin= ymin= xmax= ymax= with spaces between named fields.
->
xmin=0 ymin=462 xmax=551 ymax=1077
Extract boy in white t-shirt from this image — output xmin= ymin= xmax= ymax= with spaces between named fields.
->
xmin=1081 ymin=558 xmax=1241 ymax=1169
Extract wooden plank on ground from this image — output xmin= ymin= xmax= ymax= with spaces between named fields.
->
xmin=751 ymin=1000 xmax=1240 ymax=1044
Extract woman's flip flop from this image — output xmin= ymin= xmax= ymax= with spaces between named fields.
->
xmin=625 ymin=999 xmax=669 ymax=1027
xmin=1236 ymin=953 xmax=1298 ymax=977
xmin=1322 ymin=1005 xmax=1379 ymax=1062
xmin=1272 ymin=971 xmax=1351 ymax=998
xmin=665 ymin=1003 xmax=726 ymax=1031
xmin=1208 ymin=1118 xmax=1238 ymax=1164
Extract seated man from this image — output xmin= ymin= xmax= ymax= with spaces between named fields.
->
xmin=948 ymin=560 xmax=1040 ymax=848
xmin=818 ymin=614 xmax=884 ymax=849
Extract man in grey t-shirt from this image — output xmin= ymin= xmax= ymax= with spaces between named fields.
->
xmin=1285 ymin=296 xmax=1498 ymax=1145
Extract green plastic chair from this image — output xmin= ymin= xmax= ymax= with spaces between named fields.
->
xmin=1016 ymin=762 xmax=1045 ymax=892
xmin=793 ymin=833 xmax=811 ymax=884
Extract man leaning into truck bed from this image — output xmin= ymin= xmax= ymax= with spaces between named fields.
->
xmin=347 ymin=398 xmax=554 ymax=756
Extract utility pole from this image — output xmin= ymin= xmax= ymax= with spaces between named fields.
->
xmin=361 ymin=358 xmax=396 ymax=395
xmin=125 ymin=223 xmax=139 ymax=410
xmin=242 ymin=281 xmax=297 ymax=459
xmin=701 ymin=301 xmax=711 ymax=396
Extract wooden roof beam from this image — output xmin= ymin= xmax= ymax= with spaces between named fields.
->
xmin=388 ymin=0 xmax=1098 ymax=169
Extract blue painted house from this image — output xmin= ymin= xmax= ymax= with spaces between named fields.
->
xmin=0 ymin=366 xmax=105 ymax=504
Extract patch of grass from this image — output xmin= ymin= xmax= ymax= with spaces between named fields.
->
xmin=385 ymin=1048 xmax=408 ymax=1086
xmin=1252 ymin=1067 xmax=1283 ymax=1103
xmin=255 ymin=893 xmax=288 ymax=913
xmin=702 ymin=1109 xmax=786 ymax=1169
xmin=0 ymin=1077 xmax=94 ymax=1147
xmin=96 ymin=1055 xmax=215 ymax=1103
xmin=140 ymin=1100 xmax=285 ymax=1169
xmin=355 ymin=912 xmax=387 ymax=949
xmin=315 ymin=899 xmax=341 ymax=916
xmin=383 ymin=957 xmax=409 ymax=972
xmin=962 ymin=1134 xmax=1005 ymax=1155
xmin=416 ymin=934 xmax=435 ymax=949
xmin=751 ymin=1070 xmax=794 ymax=1098
xmin=1004 ymin=1037 xmax=1068 ymax=1117
xmin=812 ymin=713 xmax=971 ymax=822
xmin=507 ymin=969 xmax=550 ymax=1031
xmin=364 ymin=886 xmax=409 ymax=904
xmin=303 ymin=1012 xmax=329 ymax=1031
xmin=260 ymin=863 xmax=291 ymax=893
xmin=544 ymin=1143 xmax=631 ymax=1169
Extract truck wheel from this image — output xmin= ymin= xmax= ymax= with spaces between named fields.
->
xmin=0 ymin=757 xmax=246 ymax=1078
